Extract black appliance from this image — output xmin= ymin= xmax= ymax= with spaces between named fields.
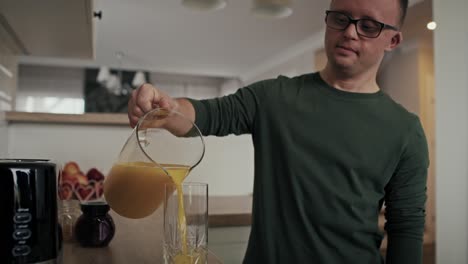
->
xmin=0 ymin=159 xmax=61 ymax=264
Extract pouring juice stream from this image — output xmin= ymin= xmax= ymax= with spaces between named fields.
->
xmin=104 ymin=108 xmax=206 ymax=263
xmin=104 ymin=162 xmax=193 ymax=260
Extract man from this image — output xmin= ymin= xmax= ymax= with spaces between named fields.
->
xmin=128 ymin=0 xmax=429 ymax=263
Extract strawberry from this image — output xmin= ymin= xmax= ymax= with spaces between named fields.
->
xmin=86 ymin=168 xmax=105 ymax=182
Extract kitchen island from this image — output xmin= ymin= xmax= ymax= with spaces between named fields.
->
xmin=62 ymin=205 xmax=231 ymax=263
xmin=62 ymin=242 xmax=222 ymax=264
xmin=61 ymin=195 xmax=252 ymax=263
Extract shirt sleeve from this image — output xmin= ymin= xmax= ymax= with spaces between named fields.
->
xmin=384 ymin=117 xmax=430 ymax=264
xmin=187 ymin=81 xmax=266 ymax=137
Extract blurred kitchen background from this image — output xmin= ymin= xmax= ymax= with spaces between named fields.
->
xmin=1 ymin=0 xmax=467 ymax=263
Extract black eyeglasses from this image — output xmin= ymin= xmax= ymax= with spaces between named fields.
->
xmin=325 ymin=10 xmax=399 ymax=38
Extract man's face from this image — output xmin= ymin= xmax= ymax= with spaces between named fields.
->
xmin=324 ymin=0 xmax=403 ymax=74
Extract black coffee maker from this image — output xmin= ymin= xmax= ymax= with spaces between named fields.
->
xmin=0 ymin=159 xmax=61 ymax=264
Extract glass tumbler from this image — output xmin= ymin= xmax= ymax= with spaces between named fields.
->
xmin=163 ymin=183 xmax=208 ymax=264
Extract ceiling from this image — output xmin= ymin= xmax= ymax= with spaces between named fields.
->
xmin=11 ymin=0 xmax=426 ymax=80
xmin=92 ymin=0 xmax=330 ymax=78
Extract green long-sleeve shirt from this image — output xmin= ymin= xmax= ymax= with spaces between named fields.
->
xmin=189 ymin=72 xmax=429 ymax=264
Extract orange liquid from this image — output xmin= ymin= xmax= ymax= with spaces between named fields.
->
xmin=105 ymin=162 xmax=198 ymax=262
xmin=104 ymin=162 xmax=190 ymax=219
xmin=173 ymin=248 xmax=207 ymax=264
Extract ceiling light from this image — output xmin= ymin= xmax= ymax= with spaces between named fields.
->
xmin=105 ymin=74 xmax=122 ymax=95
xmin=132 ymin=71 xmax=147 ymax=88
xmin=96 ymin=66 xmax=110 ymax=83
xmin=427 ymin=21 xmax=437 ymax=30
xmin=182 ymin=0 xmax=227 ymax=11
xmin=252 ymin=0 xmax=293 ymax=19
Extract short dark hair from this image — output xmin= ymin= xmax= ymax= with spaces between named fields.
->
xmin=399 ymin=0 xmax=409 ymax=26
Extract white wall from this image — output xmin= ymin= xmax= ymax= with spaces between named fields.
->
xmin=17 ymin=65 xmax=84 ymax=98
xmin=7 ymin=123 xmax=129 ymax=172
xmin=7 ymin=122 xmax=254 ymax=196
xmin=434 ymin=0 xmax=468 ymax=263
xmin=220 ymin=78 xmax=243 ymax=96
xmin=245 ymin=48 xmax=316 ymax=85
xmin=191 ymin=135 xmax=254 ymax=196
xmin=16 ymin=65 xmax=85 ymax=114
xmin=149 ymin=72 xmax=223 ymax=99
xmin=241 ymin=31 xmax=324 ymax=85
xmin=0 ymin=112 xmax=7 ymax=157
xmin=0 ymin=39 xmax=18 ymax=111
xmin=378 ymin=45 xmax=421 ymax=115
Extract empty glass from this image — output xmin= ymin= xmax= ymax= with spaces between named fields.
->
xmin=104 ymin=108 xmax=205 ymax=219
xmin=164 ymin=183 xmax=208 ymax=264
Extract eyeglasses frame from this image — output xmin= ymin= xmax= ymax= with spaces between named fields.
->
xmin=325 ymin=10 xmax=400 ymax=38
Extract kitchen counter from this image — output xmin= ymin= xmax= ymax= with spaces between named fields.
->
xmin=63 ymin=208 xmax=224 ymax=263
xmin=208 ymin=195 xmax=252 ymax=227
xmin=62 ymin=242 xmax=222 ymax=264
xmin=5 ymin=111 xmax=129 ymax=126
xmin=61 ymin=196 xmax=252 ymax=263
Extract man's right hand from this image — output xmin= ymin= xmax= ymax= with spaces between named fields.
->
xmin=127 ymin=83 xmax=178 ymax=128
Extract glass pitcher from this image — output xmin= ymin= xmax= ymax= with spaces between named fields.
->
xmin=103 ymin=108 xmax=205 ymax=219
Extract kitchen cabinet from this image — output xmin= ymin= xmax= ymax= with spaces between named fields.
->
xmin=0 ymin=0 xmax=95 ymax=59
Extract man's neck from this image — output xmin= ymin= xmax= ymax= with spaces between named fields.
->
xmin=319 ymin=66 xmax=380 ymax=93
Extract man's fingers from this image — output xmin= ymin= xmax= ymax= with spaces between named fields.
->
xmin=127 ymin=83 xmax=176 ymax=128
xmin=135 ymin=83 xmax=158 ymax=113
xmin=128 ymin=84 xmax=155 ymax=127
xmin=159 ymin=97 xmax=171 ymax=109
xmin=129 ymin=115 xmax=139 ymax=128
xmin=132 ymin=105 xmax=144 ymax=118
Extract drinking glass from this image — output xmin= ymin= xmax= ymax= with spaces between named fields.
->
xmin=163 ymin=183 xmax=208 ymax=264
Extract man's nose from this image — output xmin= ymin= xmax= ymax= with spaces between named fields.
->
xmin=343 ymin=22 xmax=359 ymax=39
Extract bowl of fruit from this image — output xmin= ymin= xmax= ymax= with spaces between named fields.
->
xmin=58 ymin=161 xmax=105 ymax=202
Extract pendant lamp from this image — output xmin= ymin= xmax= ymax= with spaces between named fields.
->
xmin=252 ymin=0 xmax=293 ymax=18
xmin=182 ymin=0 xmax=227 ymax=11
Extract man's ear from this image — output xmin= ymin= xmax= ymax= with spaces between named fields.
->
xmin=385 ymin=32 xmax=403 ymax=51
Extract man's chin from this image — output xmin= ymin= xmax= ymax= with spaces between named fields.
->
xmin=331 ymin=60 xmax=356 ymax=71
xmin=327 ymin=60 xmax=362 ymax=76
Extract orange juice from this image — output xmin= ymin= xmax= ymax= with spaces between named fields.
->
xmin=104 ymin=162 xmax=190 ymax=219
xmin=105 ymin=161 xmax=200 ymax=263
xmin=173 ymin=248 xmax=207 ymax=264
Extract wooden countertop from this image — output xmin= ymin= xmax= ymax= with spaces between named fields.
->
xmin=61 ymin=196 xmax=252 ymax=263
xmin=4 ymin=111 xmax=129 ymax=126
xmin=62 ymin=242 xmax=222 ymax=264
xmin=63 ymin=208 xmax=223 ymax=263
